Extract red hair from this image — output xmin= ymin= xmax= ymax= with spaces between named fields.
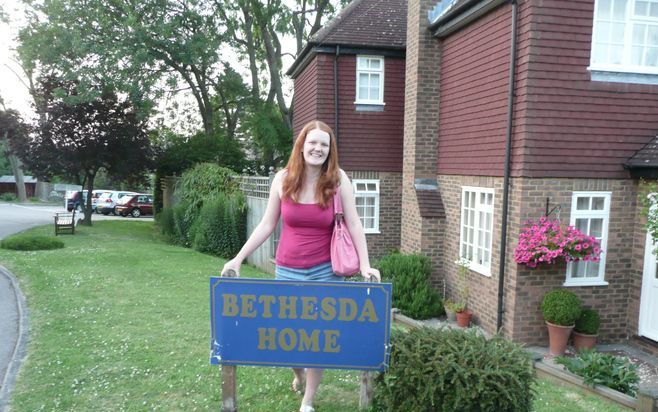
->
xmin=282 ymin=120 xmax=341 ymax=207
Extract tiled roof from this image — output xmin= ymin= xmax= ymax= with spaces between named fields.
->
xmin=626 ymin=135 xmax=658 ymax=169
xmin=311 ymin=0 xmax=407 ymax=49
xmin=414 ymin=179 xmax=446 ymax=218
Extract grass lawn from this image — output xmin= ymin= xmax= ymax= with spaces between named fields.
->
xmin=0 ymin=221 xmax=627 ymax=411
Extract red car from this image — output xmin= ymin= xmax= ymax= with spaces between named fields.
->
xmin=115 ymin=194 xmax=154 ymax=218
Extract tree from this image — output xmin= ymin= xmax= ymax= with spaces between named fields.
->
xmin=8 ymin=77 xmax=153 ymax=225
xmin=0 ymin=96 xmax=29 ymax=202
xmin=18 ymin=0 xmax=228 ymax=137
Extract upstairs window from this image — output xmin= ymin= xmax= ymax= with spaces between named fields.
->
xmin=353 ymin=179 xmax=380 ymax=233
xmin=591 ymin=0 xmax=658 ymax=74
xmin=356 ymin=56 xmax=384 ymax=105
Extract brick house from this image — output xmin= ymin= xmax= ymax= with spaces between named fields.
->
xmin=403 ymin=0 xmax=658 ymax=356
xmin=290 ymin=0 xmax=658 ymax=356
xmin=287 ymin=0 xmax=408 ymax=258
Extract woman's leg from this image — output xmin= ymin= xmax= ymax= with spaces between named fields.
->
xmin=292 ymin=367 xmax=305 ymax=392
xmin=301 ymin=368 xmax=323 ymax=408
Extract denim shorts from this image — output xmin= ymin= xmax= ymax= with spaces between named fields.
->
xmin=275 ymin=261 xmax=344 ymax=282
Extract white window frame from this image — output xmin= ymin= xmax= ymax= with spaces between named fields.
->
xmin=355 ymin=55 xmax=385 ymax=105
xmin=459 ymin=187 xmax=494 ymax=276
xmin=589 ymin=0 xmax=658 ymax=75
xmin=353 ymin=179 xmax=380 ymax=234
xmin=564 ymin=191 xmax=611 ymax=287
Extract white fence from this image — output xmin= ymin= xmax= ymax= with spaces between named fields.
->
xmin=235 ymin=175 xmax=278 ymax=274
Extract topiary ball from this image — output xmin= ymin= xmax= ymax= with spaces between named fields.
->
xmin=541 ymin=289 xmax=581 ymax=326
xmin=574 ymin=308 xmax=600 ymax=335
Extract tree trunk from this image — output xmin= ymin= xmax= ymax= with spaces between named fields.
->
xmin=82 ymin=174 xmax=95 ymax=226
xmin=3 ymin=131 xmax=27 ymax=202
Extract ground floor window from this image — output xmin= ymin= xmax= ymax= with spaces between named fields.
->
xmin=353 ymin=179 xmax=380 ymax=233
xmin=459 ymin=186 xmax=494 ymax=276
xmin=565 ymin=191 xmax=611 ymax=286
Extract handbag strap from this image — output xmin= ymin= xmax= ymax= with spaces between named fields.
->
xmin=333 ymin=189 xmax=344 ymax=221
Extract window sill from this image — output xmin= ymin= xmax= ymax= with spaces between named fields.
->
xmin=562 ymin=280 xmax=609 ymax=287
xmin=364 ymin=230 xmax=381 ymax=235
xmin=354 ymin=103 xmax=385 ymax=112
xmin=588 ymin=67 xmax=658 ymax=85
xmin=468 ymin=262 xmax=491 ymax=277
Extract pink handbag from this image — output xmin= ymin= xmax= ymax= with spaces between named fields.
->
xmin=331 ymin=190 xmax=360 ymax=276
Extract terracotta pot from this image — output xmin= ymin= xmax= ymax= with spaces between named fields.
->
xmin=572 ymin=331 xmax=598 ymax=351
xmin=546 ymin=322 xmax=574 ymax=356
xmin=456 ymin=310 xmax=473 ymax=327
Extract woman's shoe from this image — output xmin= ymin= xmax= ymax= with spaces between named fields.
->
xmin=299 ymin=404 xmax=315 ymax=412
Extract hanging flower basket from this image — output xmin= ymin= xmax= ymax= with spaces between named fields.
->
xmin=514 ymin=216 xmax=602 ymax=268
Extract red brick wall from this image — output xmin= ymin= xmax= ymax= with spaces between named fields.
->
xmin=292 ymin=57 xmax=319 ymax=137
xmin=521 ymin=0 xmax=658 ymax=178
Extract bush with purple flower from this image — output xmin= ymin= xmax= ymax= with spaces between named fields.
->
xmin=514 ymin=216 xmax=602 ymax=268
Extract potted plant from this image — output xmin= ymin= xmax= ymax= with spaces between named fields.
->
xmin=572 ymin=308 xmax=600 ymax=351
xmin=443 ymin=299 xmax=457 ymax=322
xmin=454 ymin=258 xmax=472 ymax=327
xmin=541 ymin=289 xmax=581 ymax=355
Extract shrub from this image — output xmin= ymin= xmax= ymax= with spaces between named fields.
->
xmin=373 ymin=327 xmax=535 ymax=412
xmin=378 ymin=252 xmax=443 ymax=319
xmin=171 ymin=201 xmax=199 ymax=247
xmin=574 ymin=308 xmax=600 ymax=335
xmin=1 ymin=192 xmax=17 ymax=201
xmin=1 ymin=235 xmax=65 ymax=251
xmin=157 ymin=207 xmax=176 ymax=239
xmin=541 ymin=289 xmax=581 ymax=326
xmin=555 ymin=349 xmax=639 ymax=396
xmin=192 ymin=192 xmax=247 ymax=258
xmin=177 ymin=163 xmax=239 ymax=210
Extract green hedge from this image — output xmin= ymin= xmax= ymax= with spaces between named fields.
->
xmin=192 ymin=192 xmax=247 ymax=258
xmin=372 ymin=327 xmax=535 ymax=412
xmin=1 ymin=235 xmax=65 ymax=251
xmin=378 ymin=252 xmax=443 ymax=319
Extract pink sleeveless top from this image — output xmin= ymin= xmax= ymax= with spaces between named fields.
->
xmin=275 ymin=198 xmax=334 ymax=268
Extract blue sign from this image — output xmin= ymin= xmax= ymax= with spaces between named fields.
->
xmin=210 ymin=277 xmax=392 ymax=371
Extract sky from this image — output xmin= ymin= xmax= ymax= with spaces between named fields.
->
xmin=0 ymin=0 xmax=32 ymax=117
xmin=0 ymin=0 xmax=298 ymax=128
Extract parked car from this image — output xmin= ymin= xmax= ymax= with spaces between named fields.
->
xmin=115 ymin=194 xmax=154 ymax=218
xmin=91 ymin=190 xmax=112 ymax=213
xmin=96 ymin=191 xmax=138 ymax=215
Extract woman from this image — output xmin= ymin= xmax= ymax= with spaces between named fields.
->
xmin=221 ymin=120 xmax=380 ymax=412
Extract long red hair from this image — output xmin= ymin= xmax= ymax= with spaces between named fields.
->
xmin=282 ymin=120 xmax=340 ymax=207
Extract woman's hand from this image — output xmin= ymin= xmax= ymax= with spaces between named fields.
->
xmin=361 ymin=267 xmax=381 ymax=282
xmin=221 ymin=259 xmax=242 ymax=277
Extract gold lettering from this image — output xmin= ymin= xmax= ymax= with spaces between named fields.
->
xmin=323 ymin=330 xmax=340 ymax=353
xmin=338 ymin=298 xmax=357 ymax=321
xmin=257 ymin=328 xmax=277 ymax=350
xmin=278 ymin=296 xmax=298 ymax=319
xmin=222 ymin=294 xmax=238 ymax=317
xmin=320 ymin=297 xmax=336 ymax=321
xmin=240 ymin=294 xmax=257 ymax=318
xmin=300 ymin=297 xmax=318 ymax=320
xmin=278 ymin=328 xmax=296 ymax=351
xmin=258 ymin=295 xmax=275 ymax=318
xmin=298 ymin=329 xmax=320 ymax=352
xmin=358 ymin=298 xmax=379 ymax=322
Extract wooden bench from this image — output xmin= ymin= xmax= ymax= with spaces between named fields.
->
xmin=54 ymin=210 xmax=76 ymax=235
